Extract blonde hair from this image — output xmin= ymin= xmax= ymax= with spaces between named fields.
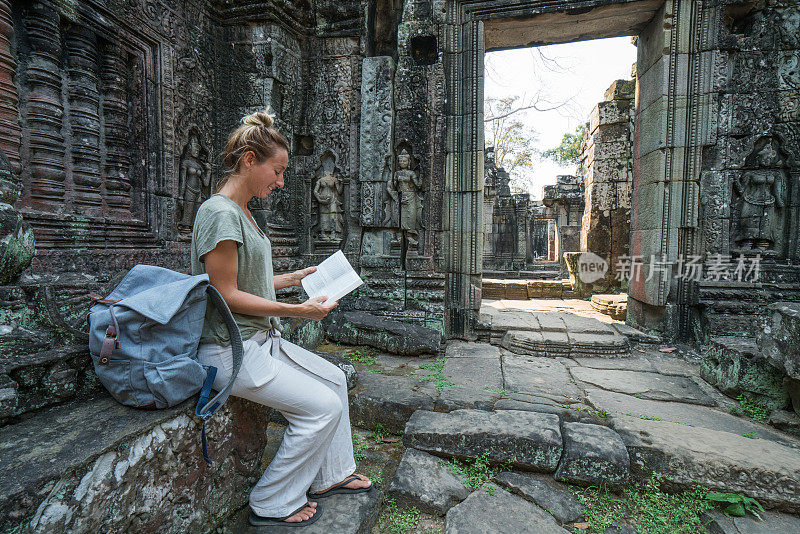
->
xmin=217 ymin=108 xmax=290 ymax=191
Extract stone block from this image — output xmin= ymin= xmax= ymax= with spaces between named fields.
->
xmin=445 ymin=482 xmax=569 ymax=534
xmin=702 ymin=336 xmax=789 ymax=411
xmin=589 ymin=101 xmax=631 ymax=132
xmin=756 ymin=302 xmax=800 ymax=381
xmin=495 ymin=472 xmax=586 ymax=524
xmin=0 ymin=396 xmax=269 ymax=532
xmin=554 ymin=422 xmax=629 ymax=488
xmin=350 ymin=373 xmax=438 ymax=434
xmin=325 ymin=311 xmax=442 ymax=355
xmin=613 ymin=415 xmax=800 ymax=513
xmin=387 ymin=448 xmax=470 ymax=515
xmin=403 ymin=409 xmax=563 ymax=472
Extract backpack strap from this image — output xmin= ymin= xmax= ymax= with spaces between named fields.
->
xmin=194 ymin=283 xmax=244 ymax=465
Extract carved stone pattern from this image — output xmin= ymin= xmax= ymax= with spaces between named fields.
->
xmin=0 ymin=0 xmax=20 ymax=174
xmin=100 ymin=40 xmax=132 ymax=214
xmin=23 ymin=0 xmax=67 ymax=210
xmin=66 ymin=27 xmax=102 ymax=213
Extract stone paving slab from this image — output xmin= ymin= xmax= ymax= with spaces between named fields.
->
xmin=494 ymin=472 xmax=586 ymax=524
xmin=503 ymin=355 xmax=583 ymax=399
xmin=227 ymin=488 xmax=382 ymax=533
xmin=570 ymin=367 xmax=717 ymax=406
xmin=644 ymin=351 xmax=701 ymax=377
xmin=435 ymin=386 xmax=499 ymax=412
xmin=585 ymin=388 xmax=799 ymax=447
xmin=611 ymin=415 xmax=800 ymax=513
xmin=387 ymin=448 xmax=470 ymax=516
xmin=702 ymin=509 xmax=800 ymax=534
xmin=349 ymin=373 xmax=438 ymax=434
xmin=573 ymin=356 xmax=656 ymax=372
xmin=445 ymin=341 xmax=503 ymax=359
xmin=445 ymin=483 xmax=569 ymax=534
xmin=442 ymin=355 xmax=503 ymax=390
xmin=403 ymin=409 xmax=563 ymax=472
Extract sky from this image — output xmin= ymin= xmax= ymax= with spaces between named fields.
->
xmin=484 ymin=37 xmax=637 ymax=198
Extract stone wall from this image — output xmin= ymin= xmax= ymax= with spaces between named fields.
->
xmin=579 ymin=79 xmax=635 ymax=293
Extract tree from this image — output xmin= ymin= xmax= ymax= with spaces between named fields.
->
xmin=542 ymin=123 xmax=586 ymax=169
xmin=484 ymin=96 xmax=538 ymax=193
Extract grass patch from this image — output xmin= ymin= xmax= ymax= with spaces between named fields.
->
xmin=729 ymin=394 xmax=770 ymax=422
xmin=345 ymin=348 xmax=378 ymax=366
xmin=352 ymin=434 xmax=371 ymax=463
xmin=416 ymin=357 xmax=455 ymax=390
xmin=439 ymin=453 xmax=514 ymax=490
xmin=483 ymin=386 xmax=512 ymax=398
xmin=378 ymin=497 xmax=420 ymax=534
xmin=572 ymin=476 xmax=714 ymax=534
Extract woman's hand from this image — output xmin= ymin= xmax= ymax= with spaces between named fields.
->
xmin=274 ymin=266 xmax=317 ymax=290
xmin=299 ymin=296 xmax=337 ymax=321
xmin=291 ymin=266 xmax=317 ymax=287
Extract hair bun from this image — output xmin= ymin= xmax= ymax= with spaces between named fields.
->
xmin=241 ymin=107 xmax=275 ymax=128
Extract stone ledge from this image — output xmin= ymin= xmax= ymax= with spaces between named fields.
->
xmin=0 ymin=394 xmax=269 ymax=533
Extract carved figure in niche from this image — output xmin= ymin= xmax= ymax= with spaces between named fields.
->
xmin=313 ymin=153 xmax=344 ymax=242
xmin=178 ymin=130 xmax=211 ymax=236
xmin=733 ymin=139 xmax=787 ymax=253
xmin=386 ymin=147 xmax=423 ymax=250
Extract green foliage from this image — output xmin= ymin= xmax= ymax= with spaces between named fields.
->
xmin=352 ymin=434 xmax=370 ymax=463
xmin=379 ymin=497 xmax=420 ymax=534
xmin=573 ymin=477 xmax=714 ymax=534
xmin=440 ymin=453 xmax=514 ymax=490
xmin=542 ymin=123 xmax=586 ymax=167
xmin=706 ymin=492 xmax=765 ymax=520
xmin=742 ymin=431 xmax=759 ymax=439
xmin=417 ymin=357 xmax=455 ymax=390
xmin=345 ymin=348 xmax=378 ymax=366
xmin=483 ymin=386 xmax=511 ymax=398
xmin=729 ymin=394 xmax=770 ymax=422
xmin=373 ymin=422 xmax=388 ymax=444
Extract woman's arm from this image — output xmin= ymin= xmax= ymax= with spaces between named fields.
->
xmin=274 ymin=266 xmax=317 ymax=290
xmin=204 ymin=240 xmax=335 ymax=320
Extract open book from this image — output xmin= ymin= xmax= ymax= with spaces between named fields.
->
xmin=301 ymin=250 xmax=363 ymax=305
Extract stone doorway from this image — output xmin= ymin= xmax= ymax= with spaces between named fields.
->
xmin=481 ymin=38 xmax=637 ymax=322
xmin=442 ymin=0 xmax=800 ymax=342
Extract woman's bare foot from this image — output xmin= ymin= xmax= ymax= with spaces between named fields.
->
xmin=318 ymin=473 xmax=372 ymax=494
xmin=284 ymin=501 xmax=317 ymax=523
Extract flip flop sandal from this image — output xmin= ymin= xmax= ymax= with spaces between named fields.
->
xmin=248 ymin=502 xmax=323 ymax=527
xmin=307 ymin=474 xmax=374 ymax=498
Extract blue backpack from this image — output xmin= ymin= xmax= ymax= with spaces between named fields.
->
xmin=88 ymin=264 xmax=243 ymax=465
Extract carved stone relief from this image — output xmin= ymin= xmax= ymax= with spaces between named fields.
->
xmin=312 ymin=151 xmax=345 ymax=249
xmin=177 ymin=129 xmax=211 ymax=239
xmin=731 ymin=137 xmax=791 ymax=257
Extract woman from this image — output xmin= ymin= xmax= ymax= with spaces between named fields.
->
xmin=190 ymin=109 xmax=371 ymax=527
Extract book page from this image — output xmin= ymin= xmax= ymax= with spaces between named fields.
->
xmin=301 ymin=250 xmax=363 ymax=305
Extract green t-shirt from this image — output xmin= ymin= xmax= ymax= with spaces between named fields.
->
xmin=190 ymin=193 xmax=281 ymax=346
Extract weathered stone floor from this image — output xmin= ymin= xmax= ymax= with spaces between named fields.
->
xmin=267 ymin=309 xmax=799 ymax=533
xmin=220 ymin=303 xmax=800 ymax=533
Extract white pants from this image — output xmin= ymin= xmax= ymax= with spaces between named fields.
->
xmin=198 ymin=330 xmax=357 ymax=517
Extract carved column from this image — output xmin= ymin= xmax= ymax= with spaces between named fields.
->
xmin=100 ymin=41 xmax=132 ymax=214
xmin=359 ymin=56 xmax=395 ymax=228
xmin=24 ymin=0 xmax=66 ymax=211
xmin=66 ymin=26 xmax=102 ymax=213
xmin=0 ymin=0 xmax=21 ymax=180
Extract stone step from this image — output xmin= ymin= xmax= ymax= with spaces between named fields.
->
xmin=222 ymin=488 xmax=383 ymax=533
xmin=402 ymin=409 xmax=564 ymax=473
xmin=611 ymin=414 xmax=800 ymax=513
xmin=0 ymin=344 xmax=101 ymax=426
xmin=0 ymin=394 xmax=269 ymax=532
xmin=387 ymin=447 xmax=471 ymax=516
